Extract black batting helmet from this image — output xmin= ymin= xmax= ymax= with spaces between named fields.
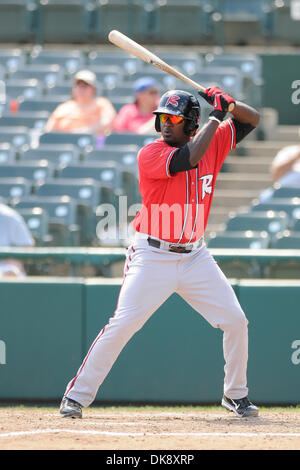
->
xmin=153 ymin=90 xmax=200 ymax=136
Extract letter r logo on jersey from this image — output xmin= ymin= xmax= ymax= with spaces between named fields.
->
xmin=199 ymin=174 xmax=213 ymax=200
xmin=165 ymin=95 xmax=180 ymax=107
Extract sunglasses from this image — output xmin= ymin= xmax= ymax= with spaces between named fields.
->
xmin=159 ymin=114 xmax=184 ymax=124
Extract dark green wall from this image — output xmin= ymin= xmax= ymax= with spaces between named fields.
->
xmin=0 ymin=278 xmax=299 ymax=404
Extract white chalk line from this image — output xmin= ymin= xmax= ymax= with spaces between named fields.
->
xmin=1 ymin=429 xmax=300 ymax=439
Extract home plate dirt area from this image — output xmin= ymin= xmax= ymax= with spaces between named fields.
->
xmin=0 ymin=406 xmax=300 ymax=450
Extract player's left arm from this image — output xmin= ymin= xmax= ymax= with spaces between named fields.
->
xmin=229 ymin=101 xmax=260 ymax=144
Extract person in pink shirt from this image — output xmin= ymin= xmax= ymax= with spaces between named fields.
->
xmin=113 ymin=77 xmax=160 ymax=134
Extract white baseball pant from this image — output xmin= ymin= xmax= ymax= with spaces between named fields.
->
xmin=65 ymin=233 xmax=249 ymax=407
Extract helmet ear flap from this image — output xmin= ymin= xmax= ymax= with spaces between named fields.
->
xmin=155 ymin=115 xmax=161 ymax=132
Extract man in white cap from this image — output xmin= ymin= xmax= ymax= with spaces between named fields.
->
xmin=44 ymin=70 xmax=116 ymax=141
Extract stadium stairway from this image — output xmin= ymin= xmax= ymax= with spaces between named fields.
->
xmin=206 ymin=123 xmax=300 ymax=239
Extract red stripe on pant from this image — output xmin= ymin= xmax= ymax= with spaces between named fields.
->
xmin=65 ymin=249 xmax=133 ymax=398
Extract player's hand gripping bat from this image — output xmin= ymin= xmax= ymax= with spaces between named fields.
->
xmin=108 ymin=30 xmax=235 ymax=113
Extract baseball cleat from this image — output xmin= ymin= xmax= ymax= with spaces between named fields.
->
xmin=221 ymin=395 xmax=259 ymax=418
xmin=60 ymin=397 xmax=82 ymax=419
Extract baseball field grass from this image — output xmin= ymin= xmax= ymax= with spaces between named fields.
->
xmin=1 ymin=404 xmax=300 ymax=450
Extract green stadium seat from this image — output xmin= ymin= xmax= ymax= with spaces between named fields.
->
xmin=212 ymin=0 xmax=273 ymax=46
xmin=19 ymin=144 xmax=81 ymax=165
xmin=152 ymin=0 xmax=204 ymax=44
xmin=224 ymin=210 xmax=289 ymax=240
xmin=18 ymin=98 xmax=66 ymax=113
xmin=105 ymin=83 xmax=135 ymax=99
xmin=11 ymin=195 xmax=80 ymax=246
xmin=83 ymin=145 xmax=139 ymax=176
xmin=272 ymin=231 xmax=300 ymax=249
xmin=272 ymin=186 xmax=300 ymax=199
xmin=192 ymin=68 xmax=244 ymax=100
xmin=105 ymin=133 xmax=156 ymax=147
xmin=5 ymin=79 xmax=43 ymax=101
xmin=251 ymin=198 xmax=300 ymax=223
xmin=9 ymin=65 xmax=64 ymax=88
xmin=17 ymin=207 xmax=49 ymax=246
xmin=0 ymin=112 xmax=49 ymax=130
xmin=109 ymin=96 xmax=132 ymax=112
xmin=0 ymin=143 xmax=17 ymax=164
xmin=28 ymin=49 xmax=84 ymax=75
xmin=0 ymin=1 xmax=36 ymax=42
xmin=291 ymin=217 xmax=300 ymax=232
xmin=45 ymin=84 xmax=72 ymax=96
xmin=0 ymin=160 xmax=55 ymax=182
xmin=272 ymin=0 xmax=300 ymax=45
xmin=39 ymin=131 xmax=96 ymax=149
xmin=0 ymin=177 xmax=32 ymax=200
xmin=207 ymin=230 xmax=270 ymax=249
xmin=33 ymin=178 xmax=108 ymax=244
xmin=0 ymin=126 xmax=30 ymax=148
xmin=151 ymin=51 xmax=203 ymax=76
xmin=91 ymin=0 xmax=149 ymax=42
xmin=36 ymin=0 xmax=92 ymax=44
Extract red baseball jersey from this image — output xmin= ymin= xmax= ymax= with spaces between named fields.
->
xmin=133 ymin=118 xmax=236 ymax=244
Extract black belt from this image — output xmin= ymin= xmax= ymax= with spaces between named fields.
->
xmin=147 ymin=236 xmax=193 ymax=253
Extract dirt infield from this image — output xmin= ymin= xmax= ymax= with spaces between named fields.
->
xmin=0 ymin=405 xmax=300 ymax=450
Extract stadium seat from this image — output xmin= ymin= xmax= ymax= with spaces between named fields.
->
xmin=36 ymin=0 xmax=92 ymax=43
xmin=0 ymin=143 xmax=17 ymax=164
xmin=0 ymin=1 xmax=36 ymax=42
xmin=0 ymin=127 xmax=30 ymax=148
xmin=291 ymin=217 xmax=300 ymax=232
xmin=17 ymin=207 xmax=49 ymax=246
xmin=28 ymin=49 xmax=84 ymax=75
xmin=39 ymin=132 xmax=96 ymax=149
xmin=224 ymin=210 xmax=290 ymax=241
xmin=18 ymin=97 xmax=66 ymax=113
xmin=87 ymin=51 xmax=142 ymax=77
xmin=57 ymin=161 xmax=138 ymax=206
xmin=78 ymin=65 xmax=124 ymax=92
xmin=91 ymin=0 xmax=150 ymax=42
xmin=211 ymin=0 xmax=273 ymax=46
xmin=0 ymin=160 xmax=54 ymax=182
xmin=5 ymin=79 xmax=43 ymax=101
xmin=272 ymin=0 xmax=300 ymax=45
xmin=9 ymin=65 xmax=64 ymax=88
xmin=0 ymin=177 xmax=32 ymax=200
xmin=152 ymin=0 xmax=205 ymax=44
xmin=83 ymin=145 xmax=139 ymax=176
xmin=0 ymin=112 xmax=49 ymax=130
xmin=11 ymin=195 xmax=80 ymax=246
xmin=151 ymin=51 xmax=202 ymax=76
xmin=272 ymin=231 xmax=300 ymax=249
xmin=19 ymin=144 xmax=81 ymax=165
xmin=192 ymin=67 xmax=244 ymax=100
xmin=105 ymin=133 xmax=156 ymax=147
xmin=45 ymin=84 xmax=72 ymax=96
xmin=0 ymin=49 xmax=26 ymax=72
xmin=207 ymin=230 xmax=270 ymax=249
xmin=271 ymin=186 xmax=300 ymax=199
xmin=251 ymin=198 xmax=300 ymax=223
xmin=109 ymin=96 xmax=133 ymax=112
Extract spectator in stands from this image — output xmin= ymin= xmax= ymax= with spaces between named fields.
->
xmin=0 ymin=203 xmax=34 ymax=277
xmin=270 ymin=143 xmax=300 ymax=187
xmin=259 ymin=140 xmax=300 ymax=202
xmin=44 ymin=70 xmax=117 ymax=145
xmin=113 ymin=77 xmax=160 ymax=134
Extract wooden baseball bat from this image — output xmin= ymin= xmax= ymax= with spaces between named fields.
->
xmin=108 ymin=30 xmax=235 ymax=112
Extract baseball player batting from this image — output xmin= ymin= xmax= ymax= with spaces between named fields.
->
xmin=60 ymin=85 xmax=260 ymax=419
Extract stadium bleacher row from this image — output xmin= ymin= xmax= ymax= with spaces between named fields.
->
xmin=0 ymin=0 xmax=299 ymax=46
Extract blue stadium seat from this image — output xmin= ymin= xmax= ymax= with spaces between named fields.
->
xmin=0 ymin=126 xmax=30 ymax=148
xmin=28 ymin=49 xmax=84 ymax=75
xmin=0 ymin=112 xmax=49 ymax=130
xmin=39 ymin=132 xmax=96 ymax=149
xmin=87 ymin=51 xmax=142 ymax=78
xmin=18 ymin=98 xmax=66 ymax=113
xmin=83 ymin=145 xmax=139 ymax=176
xmin=0 ymin=143 xmax=17 ymax=164
xmin=0 ymin=177 xmax=32 ymax=200
xmin=271 ymin=186 xmax=300 ymax=199
xmin=9 ymin=65 xmax=64 ymax=88
xmin=105 ymin=133 xmax=156 ymax=147
xmin=207 ymin=230 xmax=270 ymax=249
xmin=0 ymin=49 xmax=26 ymax=72
xmin=251 ymin=198 xmax=300 ymax=223
xmin=5 ymin=79 xmax=43 ymax=101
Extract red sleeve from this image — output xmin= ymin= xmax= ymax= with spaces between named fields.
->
xmin=138 ymin=141 xmax=178 ymax=179
xmin=214 ymin=118 xmax=236 ymax=172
